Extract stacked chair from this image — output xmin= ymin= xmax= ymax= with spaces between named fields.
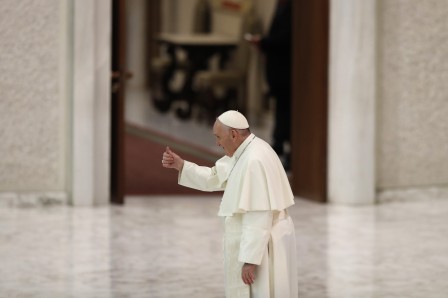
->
xmin=150 ymin=0 xmax=260 ymax=122
xmin=194 ymin=0 xmax=261 ymax=122
xmin=150 ymin=0 xmax=211 ymax=112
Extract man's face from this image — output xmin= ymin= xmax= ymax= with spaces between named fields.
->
xmin=213 ymin=120 xmax=238 ymax=157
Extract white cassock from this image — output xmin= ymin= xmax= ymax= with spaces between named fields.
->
xmin=179 ymin=134 xmax=298 ymax=298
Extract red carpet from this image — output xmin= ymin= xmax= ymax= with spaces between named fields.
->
xmin=125 ymin=124 xmax=222 ymax=195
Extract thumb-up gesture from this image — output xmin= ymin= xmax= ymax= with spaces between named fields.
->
xmin=162 ymin=147 xmax=184 ymax=171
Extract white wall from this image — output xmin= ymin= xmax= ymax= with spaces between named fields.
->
xmin=0 ymin=0 xmax=69 ymax=205
xmin=254 ymin=0 xmax=276 ymax=33
xmin=329 ymin=0 xmax=448 ymax=204
xmin=0 ymin=0 xmax=111 ymax=207
xmin=4 ymin=0 xmax=444 ymax=207
xmin=377 ymin=0 xmax=448 ymax=191
xmin=161 ymin=0 xmax=276 ymax=36
xmin=126 ymin=0 xmax=148 ymax=88
xmin=161 ymin=0 xmax=198 ymax=34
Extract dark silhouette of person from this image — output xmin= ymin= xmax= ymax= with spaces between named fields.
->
xmin=247 ymin=0 xmax=292 ymax=168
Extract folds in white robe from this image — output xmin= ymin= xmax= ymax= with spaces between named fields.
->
xmin=179 ymin=134 xmax=297 ymax=298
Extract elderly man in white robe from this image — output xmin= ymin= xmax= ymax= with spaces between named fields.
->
xmin=162 ymin=110 xmax=298 ymax=298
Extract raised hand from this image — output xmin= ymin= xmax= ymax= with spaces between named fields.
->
xmin=162 ymin=146 xmax=184 ymax=171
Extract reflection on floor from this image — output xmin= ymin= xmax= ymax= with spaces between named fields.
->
xmin=1 ymin=196 xmax=448 ymax=297
xmin=125 ymin=88 xmax=274 ymax=155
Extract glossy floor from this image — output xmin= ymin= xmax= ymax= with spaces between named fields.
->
xmin=1 ymin=196 xmax=448 ymax=297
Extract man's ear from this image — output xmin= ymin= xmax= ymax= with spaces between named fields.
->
xmin=231 ymin=129 xmax=238 ymax=140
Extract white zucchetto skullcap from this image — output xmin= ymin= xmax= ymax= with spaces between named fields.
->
xmin=218 ymin=110 xmax=249 ymax=129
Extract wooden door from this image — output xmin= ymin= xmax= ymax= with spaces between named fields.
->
xmin=291 ymin=0 xmax=329 ymax=202
xmin=111 ymin=0 xmax=127 ymax=204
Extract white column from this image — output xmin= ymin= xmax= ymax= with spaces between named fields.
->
xmin=72 ymin=0 xmax=111 ymax=205
xmin=94 ymin=0 xmax=112 ymax=205
xmin=328 ymin=0 xmax=376 ymax=204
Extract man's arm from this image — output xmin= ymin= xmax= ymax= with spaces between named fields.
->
xmin=239 ymin=211 xmax=273 ymax=285
xmin=162 ymin=146 xmax=225 ymax=192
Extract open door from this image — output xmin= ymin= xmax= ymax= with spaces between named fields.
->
xmin=111 ymin=0 xmax=127 ymax=204
xmin=291 ymin=0 xmax=329 ymax=202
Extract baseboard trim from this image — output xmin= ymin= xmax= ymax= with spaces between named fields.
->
xmin=0 ymin=192 xmax=68 ymax=207
xmin=378 ymin=186 xmax=448 ymax=203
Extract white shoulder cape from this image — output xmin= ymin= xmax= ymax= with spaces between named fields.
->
xmin=217 ymin=136 xmax=294 ymax=216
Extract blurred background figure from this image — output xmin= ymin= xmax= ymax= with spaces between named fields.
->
xmin=246 ymin=0 xmax=292 ymax=169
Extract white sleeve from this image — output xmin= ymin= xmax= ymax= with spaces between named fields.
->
xmin=178 ymin=160 xmax=226 ymax=192
xmin=238 ymin=211 xmax=273 ymax=265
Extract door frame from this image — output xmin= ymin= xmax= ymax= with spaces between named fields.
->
xmin=110 ymin=0 xmax=127 ymax=204
xmin=107 ymin=0 xmax=331 ymax=204
xmin=291 ymin=0 xmax=329 ymax=202
xmin=109 ymin=0 xmax=161 ymax=204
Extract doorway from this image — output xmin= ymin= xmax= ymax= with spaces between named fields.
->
xmin=110 ymin=0 xmax=329 ymax=203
